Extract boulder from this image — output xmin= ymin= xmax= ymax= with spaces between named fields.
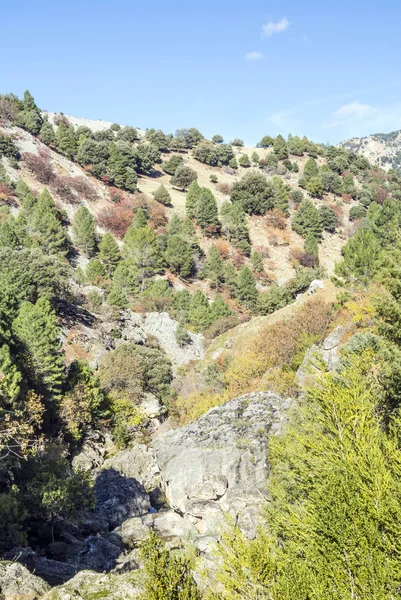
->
xmin=41 ymin=569 xmax=142 ymax=600
xmin=152 ymin=391 xmax=292 ymax=539
xmin=0 ymin=561 xmax=49 ymax=600
xmin=297 ymin=325 xmax=345 ymax=387
xmin=102 ymin=445 xmax=161 ymax=493
xmin=140 ymin=393 xmax=167 ymax=419
xmin=119 ymin=517 xmax=150 ymax=546
xmin=152 ymin=510 xmax=197 ymax=542
xmin=93 ymin=468 xmax=150 ymax=529
xmin=71 ymin=431 xmax=114 ymax=473
xmin=77 ymin=534 xmax=123 ymax=572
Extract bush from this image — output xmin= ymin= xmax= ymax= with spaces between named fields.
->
xmin=161 ymin=154 xmax=184 ymax=175
xmin=238 ymin=154 xmax=251 ymax=167
xmin=349 ymin=205 xmax=367 ymax=221
xmin=23 ymin=150 xmax=55 ymax=184
xmin=209 ymin=173 xmax=218 ymax=183
xmin=230 ymin=171 xmax=274 ymax=215
xmin=97 ymin=199 xmax=134 ymax=238
xmin=216 ymin=182 xmax=232 ymax=195
xmin=153 ymin=184 xmax=171 ymax=206
xmin=170 ymin=165 xmax=198 ymax=190
xmin=203 ymin=315 xmax=239 ymax=339
xmin=175 ymin=323 xmax=192 ymax=347
xmin=212 ymin=134 xmax=224 ymax=144
xmin=231 ymin=138 xmax=244 ymax=147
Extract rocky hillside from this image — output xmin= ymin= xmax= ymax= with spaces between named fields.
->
xmin=339 ymin=129 xmax=401 ymax=172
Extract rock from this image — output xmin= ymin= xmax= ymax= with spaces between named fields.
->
xmin=30 ymin=558 xmax=78 ymax=587
xmin=119 ymin=517 xmax=150 ymax=546
xmin=42 ymin=569 xmax=142 ymax=600
xmin=153 ymin=510 xmax=197 ymax=542
xmin=297 ymin=326 xmax=345 ymax=387
xmin=0 ymin=561 xmax=50 ymax=600
xmin=93 ymin=468 xmax=150 ymax=529
xmin=71 ymin=431 xmax=114 ymax=472
xmin=308 ymin=279 xmax=325 ymax=294
xmin=128 ymin=311 xmax=204 ymax=368
xmin=102 ymin=444 xmax=161 ymax=493
xmin=153 ymin=392 xmax=292 ymax=539
xmin=77 ymin=534 xmax=123 ymax=572
xmin=140 ymin=393 xmax=167 ymax=419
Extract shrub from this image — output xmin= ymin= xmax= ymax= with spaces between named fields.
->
xmin=153 ymin=184 xmax=171 ymax=206
xmin=210 ymin=173 xmax=218 ymax=183
xmin=23 ymin=150 xmax=55 ymax=184
xmin=212 ymin=134 xmax=224 ymax=144
xmin=52 ymin=176 xmax=78 ymax=203
xmin=266 ymin=208 xmax=287 ymax=230
xmin=231 ymin=138 xmax=244 ymax=147
xmin=170 ymin=165 xmax=198 ymax=190
xmin=98 ymin=199 xmax=134 ymax=238
xmin=238 ymin=154 xmax=251 ymax=167
xmin=230 ymin=171 xmax=274 ymax=215
xmin=349 ymin=205 xmax=367 ymax=221
xmin=161 ymin=154 xmax=184 ymax=175
xmin=175 ymin=323 xmax=192 ymax=347
xmin=203 ymin=315 xmax=239 ymax=339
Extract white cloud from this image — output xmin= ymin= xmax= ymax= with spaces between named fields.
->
xmin=262 ymin=17 xmax=289 ymax=38
xmin=245 ymin=51 xmax=264 ymax=60
xmin=323 ymin=100 xmax=401 ymax=138
xmin=267 ymin=108 xmax=300 ymax=132
xmin=323 ymin=101 xmax=375 ymax=128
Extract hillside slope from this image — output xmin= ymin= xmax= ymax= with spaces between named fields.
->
xmin=340 ymin=129 xmax=401 ymax=172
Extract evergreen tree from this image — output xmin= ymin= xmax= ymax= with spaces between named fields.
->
xmin=342 ymin=173 xmax=357 ymax=198
xmin=271 ymin=176 xmax=289 ymax=213
xmin=238 ymin=154 xmax=251 ymax=167
xmin=212 ymin=134 xmax=224 ymax=144
xmin=39 ymin=120 xmax=56 ymax=145
xmin=204 ymin=244 xmax=225 ymax=286
xmin=175 ymin=323 xmax=192 ymax=348
xmin=195 ymin=188 xmax=220 ymax=233
xmin=186 ymin=181 xmax=202 ymax=219
xmin=188 ymin=291 xmax=213 ymax=331
xmin=211 ymin=294 xmax=233 ymax=318
xmin=170 ymin=165 xmax=197 ymax=190
xmin=72 ymin=206 xmax=97 ymax=257
xmin=18 ymin=90 xmax=43 ymax=134
xmin=306 ymin=176 xmax=324 ymax=198
xmin=153 ymin=184 xmax=171 ymax=205
xmin=220 ymin=201 xmax=251 ymax=255
xmin=0 ymin=343 xmax=21 ymax=406
xmin=251 ymin=151 xmax=260 ymax=165
xmin=98 ymin=233 xmax=121 ymax=275
xmin=132 ymin=208 xmax=148 ymax=229
xmin=123 ymin=225 xmax=160 ymax=291
xmin=236 ymin=266 xmax=258 ymax=309
xmin=319 ymin=205 xmax=338 ymax=232
xmin=12 ymin=298 xmax=64 ymax=397
xmin=292 ymin=199 xmax=323 ymax=239
xmin=167 ymin=214 xmax=183 ymax=236
xmin=85 ymin=259 xmax=106 ymax=283
xmin=107 ymin=141 xmax=138 ymax=191
xmin=225 ymin=263 xmax=238 ymax=298
xmin=335 ymin=228 xmax=381 ymax=285
xmin=164 ymin=235 xmax=193 ymax=278
xmin=172 ymin=289 xmax=191 ymax=323
xmin=231 ymin=172 xmax=274 ymax=215
xmin=161 ymin=154 xmax=184 ymax=175
xmin=251 ymin=251 xmax=264 ymax=273
xmin=303 ymin=157 xmax=319 ymax=181
xmin=273 ymin=134 xmax=289 ymax=160
xmin=304 ymin=232 xmax=319 ymax=264
xmin=55 ymin=122 xmax=77 ymax=160
xmin=229 ymin=157 xmax=238 ymax=169
xmin=25 ymin=189 xmax=70 ymax=257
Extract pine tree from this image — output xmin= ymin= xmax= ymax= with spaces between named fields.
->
xmin=167 ymin=214 xmax=183 ymax=236
xmin=211 ymin=294 xmax=233 ymax=318
xmin=132 ymin=208 xmax=148 ymax=229
xmin=26 ymin=189 xmax=70 ymax=256
xmin=319 ymin=205 xmax=338 ymax=232
xmin=175 ymin=323 xmax=192 ymax=347
xmin=251 ymin=151 xmax=260 ymax=165
xmin=225 ymin=263 xmax=238 ymax=297
xmin=342 ymin=173 xmax=357 ymax=198
xmin=153 ymin=184 xmax=171 ymax=206
xmin=39 ymin=120 xmax=56 ymax=145
xmin=123 ymin=225 xmax=160 ymax=290
xmin=220 ymin=201 xmax=251 ymax=255
xmin=304 ymin=232 xmax=319 ymax=264
xmin=273 ymin=134 xmax=289 ymax=160
xmin=237 ymin=266 xmax=258 ymax=309
xmin=0 ymin=343 xmax=21 ymax=405
xmin=107 ymin=141 xmax=138 ymax=191
xmin=186 ymin=181 xmax=202 ymax=219
xmin=12 ymin=298 xmax=64 ymax=397
xmin=251 ymin=251 xmax=264 ymax=273
xmin=55 ymin=122 xmax=77 ymax=160
xmin=307 ymin=176 xmax=324 ymax=198
xmin=271 ymin=176 xmax=289 ymax=213
xmin=303 ymin=157 xmax=319 ymax=181
xmin=195 ymin=188 xmax=220 ymax=233
xmin=72 ymin=206 xmax=97 ymax=257
xmin=238 ymin=154 xmax=251 ymax=167
xmin=204 ymin=244 xmax=225 ymax=286
xmin=164 ymin=235 xmax=193 ymax=278
xmin=292 ymin=199 xmax=323 ymax=239
xmin=98 ymin=233 xmax=121 ymax=275
xmin=170 ymin=165 xmax=197 ymax=190
xmin=188 ymin=291 xmax=213 ymax=331
xmin=18 ymin=90 xmax=43 ymax=134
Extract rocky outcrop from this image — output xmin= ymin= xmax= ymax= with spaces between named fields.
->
xmin=297 ymin=326 xmax=345 ymax=387
xmin=41 ymin=569 xmax=142 ymax=600
xmin=339 ymin=129 xmax=401 ymax=172
xmin=152 ymin=391 xmax=292 ymax=539
xmin=0 ymin=561 xmax=50 ymax=600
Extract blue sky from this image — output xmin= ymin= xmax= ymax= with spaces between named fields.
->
xmin=2 ymin=0 xmax=401 ymax=145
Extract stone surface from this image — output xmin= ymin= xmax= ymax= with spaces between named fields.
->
xmin=297 ymin=325 xmax=345 ymax=387
xmin=71 ymin=431 xmax=113 ymax=472
xmin=0 ymin=561 xmax=49 ymax=600
xmin=101 ymin=444 xmax=161 ymax=493
xmin=93 ymin=468 xmax=150 ymax=529
xmin=140 ymin=393 xmax=167 ymax=419
xmin=119 ymin=517 xmax=150 ymax=546
xmin=153 ymin=510 xmax=197 ymax=541
xmin=77 ymin=534 xmax=123 ymax=572
xmin=41 ymin=569 xmax=142 ymax=600
xmin=152 ymin=391 xmax=292 ymax=538
xmin=308 ymin=279 xmax=325 ymax=294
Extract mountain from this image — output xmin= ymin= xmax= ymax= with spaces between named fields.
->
xmin=339 ymin=129 xmax=401 ymax=172
xmin=2 ymin=91 xmax=401 ymax=598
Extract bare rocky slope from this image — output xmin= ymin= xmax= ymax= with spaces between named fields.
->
xmin=339 ymin=129 xmax=401 ymax=172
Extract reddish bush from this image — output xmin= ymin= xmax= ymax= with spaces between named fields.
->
xmin=148 ymin=203 xmax=167 ymax=230
xmin=108 ymin=187 xmax=125 ymax=203
xmin=23 ymin=150 xmax=55 ymax=184
xmin=52 ymin=176 xmax=78 ymax=203
xmin=265 ymin=208 xmax=287 ymax=230
xmin=342 ymin=193 xmax=352 ymax=204
xmin=215 ymin=239 xmax=229 ymax=258
xmin=375 ymin=185 xmax=389 ymax=205
xmin=53 ymin=114 xmax=70 ymax=127
xmin=230 ymin=249 xmax=245 ymax=268
xmin=98 ymin=199 xmax=133 ymax=238
xmin=369 ymin=169 xmax=387 ymax=183
xmin=70 ymin=176 xmax=98 ymax=201
xmin=216 ymin=182 xmax=232 ymax=195
xmin=299 ymin=252 xmax=318 ymax=268
xmin=329 ymin=203 xmax=344 ymax=227
xmin=0 ymin=183 xmax=15 ymax=204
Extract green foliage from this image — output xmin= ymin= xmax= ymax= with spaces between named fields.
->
xmin=39 ymin=120 xmax=56 ymax=145
xmin=153 ymin=184 xmax=171 ymax=205
xmin=304 ymin=232 xmax=319 ymax=264
xmin=251 ymin=250 xmax=264 ymax=273
xmin=195 ymin=188 xmax=220 ymax=233
xmin=116 ymin=125 xmax=139 ymax=142
xmin=175 ymin=323 xmax=192 ymax=347
xmin=229 ymin=157 xmax=238 ymax=169
xmin=238 ymin=154 xmax=251 ymax=167
xmin=171 ymin=165 xmax=198 ymax=190
xmin=17 ymin=90 xmax=43 ymax=134
xmin=257 ymin=135 xmax=274 ymax=148
xmin=0 ymin=134 xmax=20 ymax=161
xmin=251 ymin=151 xmax=260 ymax=165
xmin=306 ymin=175 xmax=324 ymax=198
xmin=211 ymin=294 xmax=233 ymax=318
xmin=162 ymin=154 xmax=184 ymax=175
xmin=12 ymin=298 xmax=64 ymax=398
xmin=72 ymin=206 xmax=97 ymax=257
xmin=220 ymin=201 xmax=251 ymax=255
xmin=342 ymin=173 xmax=357 ymax=198
xmin=55 ymin=122 xmax=77 ymax=160
xmin=85 ymin=259 xmax=106 ymax=283
xmin=231 ymin=172 xmax=274 ymax=215
xmin=292 ymin=199 xmax=323 ymax=239
xmin=98 ymin=233 xmax=121 ymax=275
xmin=303 ymin=157 xmax=319 ymax=181
xmin=186 ymin=181 xmax=202 ymax=219
xmin=205 ymin=244 xmax=225 ymax=286
xmin=123 ymin=225 xmax=161 ymax=291
xmin=188 ymin=291 xmax=214 ymax=331
xmin=236 ymin=266 xmax=258 ymax=309
xmin=271 ymin=176 xmax=289 ymax=213
xmin=165 ymin=235 xmax=194 ymax=278
xmin=193 ymin=142 xmax=234 ymax=166
xmin=0 ymin=489 xmax=27 ymax=552
xmin=175 ymin=128 xmax=204 ymax=149
xmin=140 ymin=530 xmax=200 ymax=600
xmin=231 ymin=138 xmax=244 ymax=147
xmin=349 ymin=204 xmax=367 ymax=221
xmin=336 ymin=227 xmax=381 ymax=285
xmin=319 ymin=205 xmax=338 ymax=232
xmin=212 ymin=134 xmax=224 ymax=144
xmin=273 ymin=134 xmax=288 ymax=160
